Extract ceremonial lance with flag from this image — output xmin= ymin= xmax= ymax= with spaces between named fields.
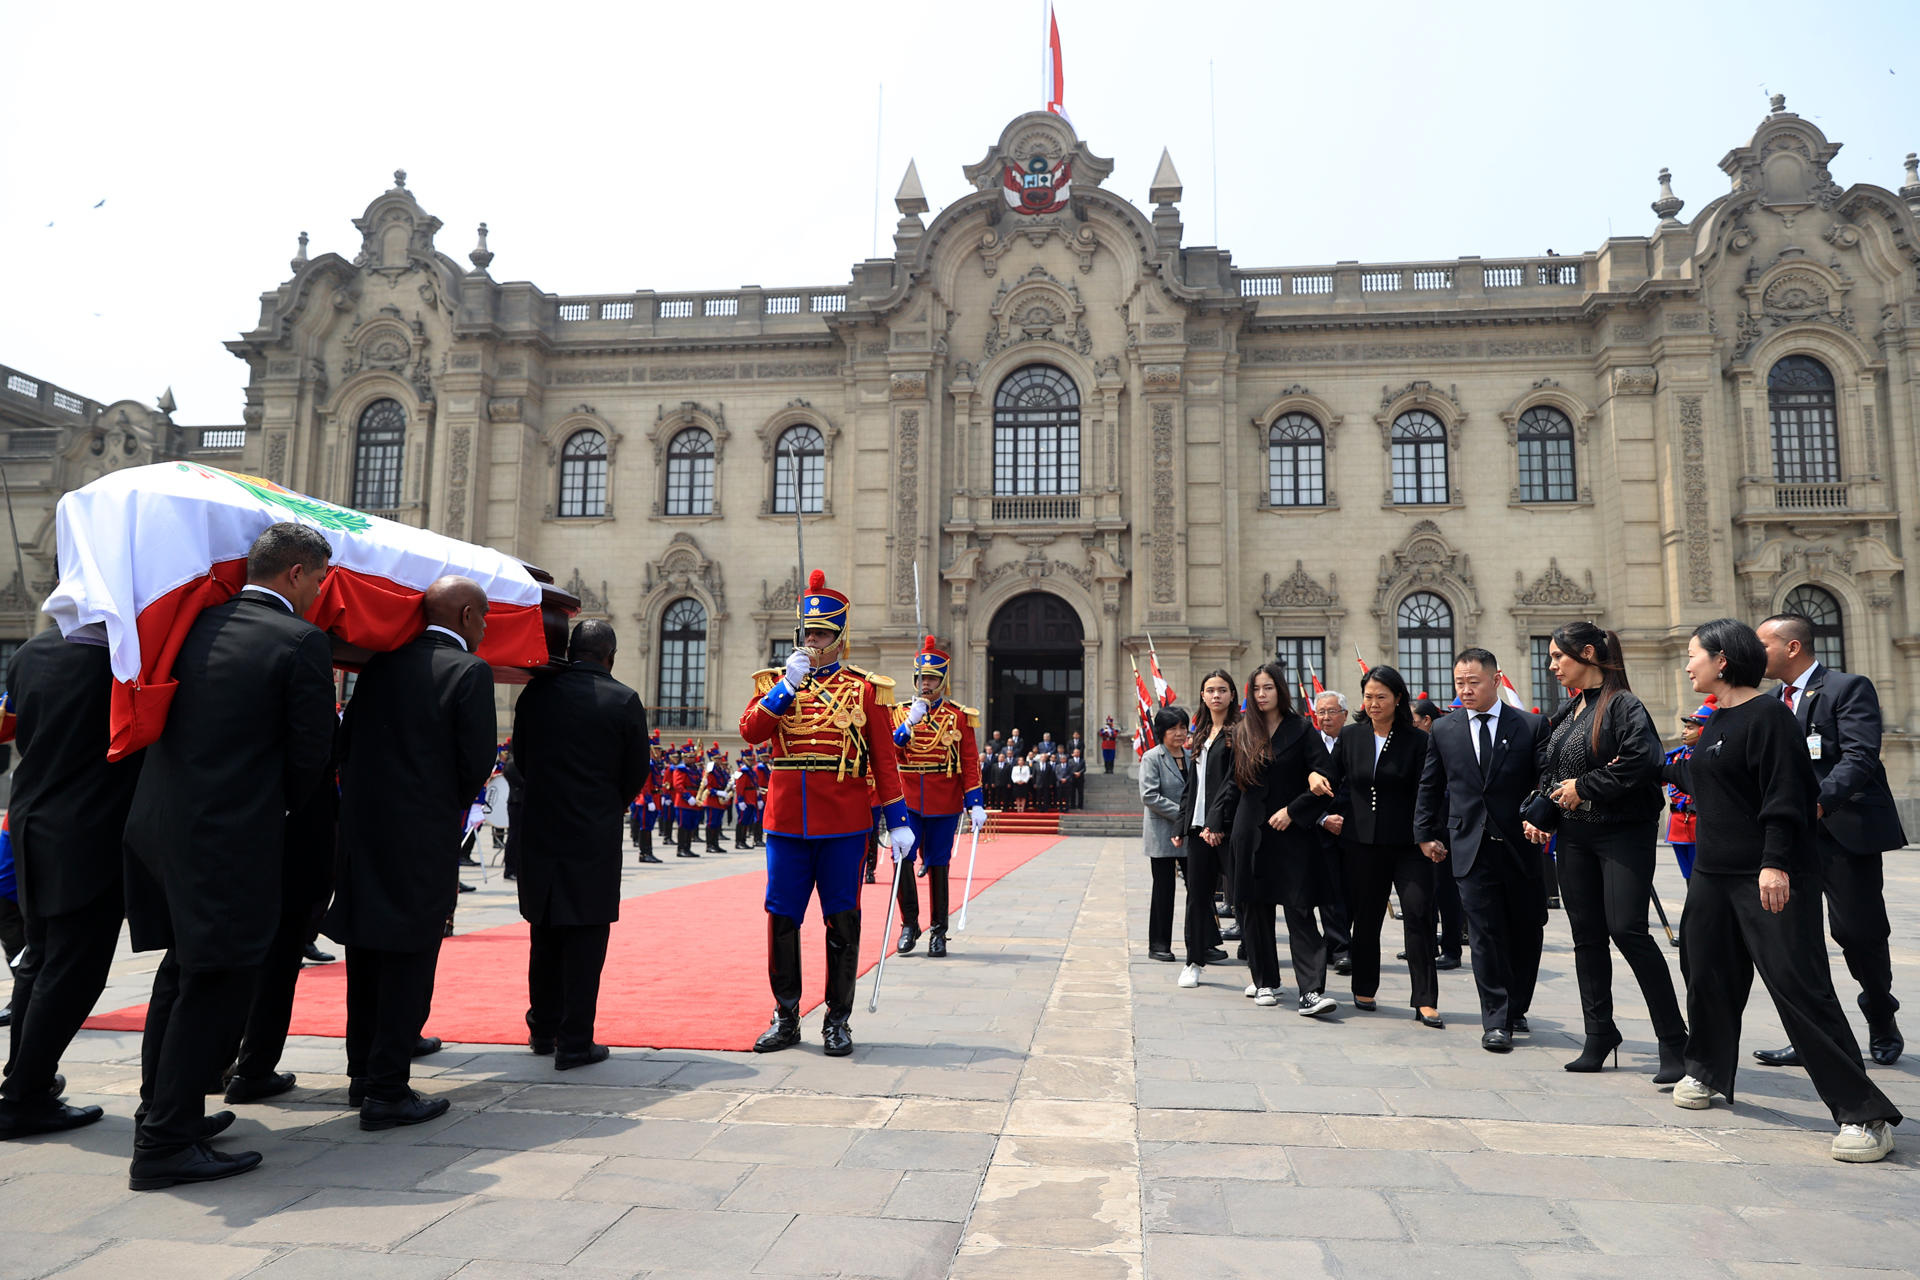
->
xmin=739 ymin=570 xmax=912 ymax=1056
xmin=890 ymin=637 xmax=986 ymax=959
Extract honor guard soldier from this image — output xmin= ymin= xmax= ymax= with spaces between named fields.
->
xmin=891 ymin=637 xmax=987 ymax=958
xmin=701 ymin=746 xmax=730 ymax=853
xmin=656 ymin=743 xmax=679 ymax=846
xmin=741 ymin=570 xmax=913 ymax=1056
xmin=671 ymin=743 xmax=702 ymax=857
xmin=734 ymin=750 xmax=762 ymax=849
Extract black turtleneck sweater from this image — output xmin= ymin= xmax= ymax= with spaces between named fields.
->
xmin=1660 ymin=692 xmax=1818 ymax=875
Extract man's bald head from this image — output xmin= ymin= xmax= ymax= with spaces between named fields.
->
xmin=425 ymin=576 xmax=489 ymax=650
xmin=569 ymin=618 xmax=617 ymax=669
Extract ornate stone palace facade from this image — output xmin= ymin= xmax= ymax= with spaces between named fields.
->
xmin=9 ymin=99 xmax=1920 ymax=791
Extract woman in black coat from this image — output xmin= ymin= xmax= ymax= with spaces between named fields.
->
xmin=1208 ymin=662 xmax=1335 ymax=1015
xmin=1527 ymin=620 xmax=1686 ymax=1079
xmin=1309 ymin=665 xmax=1439 ymax=1025
xmin=1173 ymin=669 xmax=1240 ymax=987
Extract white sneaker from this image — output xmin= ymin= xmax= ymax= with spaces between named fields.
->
xmin=1177 ymin=965 xmax=1201 ymax=989
xmin=1832 ymin=1120 xmax=1895 ymax=1163
xmin=1245 ymin=983 xmax=1258 ymax=998
xmin=1298 ymin=990 xmax=1337 ymax=1017
xmin=1672 ymin=1075 xmax=1717 ymax=1109
xmin=1254 ymin=987 xmax=1280 ymax=1006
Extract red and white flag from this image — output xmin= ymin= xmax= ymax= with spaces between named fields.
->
xmin=1498 ymin=671 xmax=1526 ymax=709
xmin=1148 ymin=650 xmax=1175 ymax=707
xmin=43 ymin=461 xmax=550 ymax=760
xmin=1043 ymin=2 xmax=1069 ymax=123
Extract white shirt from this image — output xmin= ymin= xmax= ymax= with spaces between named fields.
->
xmin=239 ymin=584 xmax=295 ymax=613
xmin=1374 ymin=732 xmax=1390 ymax=763
xmin=1779 ymin=660 xmax=1821 ymax=702
xmin=1466 ymin=700 xmax=1504 ymax=764
xmin=1194 ymin=730 xmax=1222 ymax=828
xmin=1011 ymin=764 xmax=1032 ymax=784
xmin=425 ymin=623 xmax=469 ymax=651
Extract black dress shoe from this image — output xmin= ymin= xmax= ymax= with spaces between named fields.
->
xmin=554 ymin=1043 xmax=611 ymax=1071
xmin=359 ymin=1091 xmax=450 ymax=1131
xmin=129 ymin=1141 xmax=262 ymax=1191
xmin=1219 ymin=925 xmax=1243 ymax=941
xmin=638 ymin=851 xmax=663 ymax=864
xmin=864 ymin=868 xmax=876 ymax=884
xmin=1481 ymin=1029 xmax=1513 ymax=1053
xmin=47 ymin=1073 xmax=65 ymax=1100
xmin=897 ymin=925 xmax=920 ymax=956
xmin=0 ymin=1099 xmax=104 ymax=1140
xmin=1416 ymin=1010 xmax=1445 ymax=1029
xmin=927 ymin=930 xmax=948 ymax=959
xmin=677 ymin=849 xmax=700 ymax=858
xmin=225 ymin=1071 xmax=297 ymax=1104
xmin=753 ymin=1010 xmax=801 ymax=1053
xmin=458 ymin=854 xmax=480 ymax=867
xmin=303 ymin=942 xmax=336 ymax=965
xmin=1435 ymin=954 xmax=1462 ymax=971
xmin=1396 ymin=950 xmax=1408 ymax=960
xmin=1147 ymin=948 xmax=1177 ymax=962
xmin=1332 ymin=957 xmax=1353 ymax=977
xmin=1204 ymin=947 xmax=1228 ymax=964
xmin=1868 ymin=1019 xmax=1903 ymax=1066
xmin=457 ymin=882 xmax=476 ymax=893
xmin=822 ymin=1013 xmax=854 ymax=1057
xmin=412 ymin=1036 xmax=443 ymax=1058
xmin=529 ymin=1037 xmax=555 ymax=1056
xmin=1754 ymin=1044 xmax=1802 ymax=1067
xmin=202 ymin=1110 xmax=236 ymax=1139
xmin=1510 ymin=1016 xmax=1530 ymax=1035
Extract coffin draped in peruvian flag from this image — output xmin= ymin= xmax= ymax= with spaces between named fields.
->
xmin=42 ymin=461 xmax=578 ymax=761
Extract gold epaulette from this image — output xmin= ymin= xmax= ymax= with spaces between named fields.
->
xmin=956 ymin=704 xmax=981 ymax=727
xmin=752 ymin=668 xmax=780 ymax=697
xmin=843 ymin=665 xmax=896 ymax=705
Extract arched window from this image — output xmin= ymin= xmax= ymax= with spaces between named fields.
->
xmin=1391 ymin=410 xmax=1449 ymax=505
xmin=656 ymin=597 xmax=708 ymax=726
xmin=665 ymin=428 xmax=715 ymax=516
xmin=351 ymin=398 xmax=406 ymax=511
xmin=1267 ymin=412 xmax=1325 ymax=507
xmin=772 ymin=423 xmax=825 ymax=514
xmin=1396 ymin=592 xmax=1455 ymax=700
xmin=1768 ymin=355 xmax=1840 ymax=484
xmin=558 ymin=429 xmax=607 ymax=517
xmin=1516 ymin=406 xmax=1576 ymax=502
xmin=993 ymin=365 xmax=1081 ymax=496
xmin=1783 ymin=584 xmax=1846 ymax=672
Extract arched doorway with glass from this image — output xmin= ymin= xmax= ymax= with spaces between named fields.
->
xmin=986 ymin=592 xmax=1084 ymax=747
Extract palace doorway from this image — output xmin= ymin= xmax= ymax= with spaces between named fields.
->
xmin=986 ymin=592 xmax=1084 ymax=750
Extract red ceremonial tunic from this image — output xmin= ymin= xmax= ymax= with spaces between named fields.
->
xmin=891 ymin=699 xmax=982 ymax=817
xmin=739 ymin=662 xmax=907 ymax=838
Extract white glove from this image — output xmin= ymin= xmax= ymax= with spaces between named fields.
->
xmin=782 ymin=647 xmax=811 ymax=693
xmin=904 ymin=697 xmax=930 ymax=728
xmin=970 ymin=805 xmax=989 ymax=833
xmin=888 ymin=825 xmax=917 ymax=862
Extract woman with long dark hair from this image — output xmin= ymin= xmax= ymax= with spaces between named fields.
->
xmin=1310 ymin=665 xmax=1440 ymax=1025
xmin=1526 ymin=620 xmax=1686 ymax=1078
xmin=1207 ymin=662 xmax=1336 ymax=1014
xmin=1663 ymin=619 xmax=1899 ymax=1162
xmin=1173 ymin=670 xmax=1239 ymax=988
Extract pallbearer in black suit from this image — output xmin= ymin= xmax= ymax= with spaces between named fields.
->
xmin=1413 ymin=649 xmax=1549 ymax=1052
xmin=123 ymin=524 xmax=337 ymax=1189
xmin=513 ymin=620 xmax=651 ymax=1070
xmin=324 ymin=577 xmax=497 ymax=1130
xmin=0 ymin=627 xmax=145 ymax=1140
xmin=1310 ymin=666 xmax=1440 ymax=1026
xmin=1752 ymin=612 xmax=1907 ymax=1067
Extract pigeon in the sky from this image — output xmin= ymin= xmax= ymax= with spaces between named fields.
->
xmin=93 ymin=199 xmax=105 ymax=208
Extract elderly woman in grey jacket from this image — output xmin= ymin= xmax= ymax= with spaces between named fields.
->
xmin=1140 ymin=706 xmax=1191 ymax=961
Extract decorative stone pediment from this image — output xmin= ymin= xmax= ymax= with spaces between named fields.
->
xmin=647 ymin=400 xmax=728 ymax=467
xmin=982 ymin=263 xmax=1092 ymax=359
xmin=564 ymin=568 xmax=610 ymax=618
xmin=1375 ymin=380 xmax=1466 ymax=446
xmin=1257 ymin=561 xmax=1345 ymax=650
xmin=637 ymin=533 xmax=727 ymax=622
xmin=340 ymin=307 xmax=427 ymax=391
xmin=1372 ymin=521 xmax=1481 ymax=649
xmin=64 ymin=403 xmax=157 ymax=487
xmin=962 ymin=111 xmax=1114 ymax=195
xmin=755 ymin=401 xmax=840 ymax=461
xmin=1503 ymin=379 xmax=1598 ymax=444
xmin=351 ymin=170 xmax=446 ymax=275
xmin=1720 ymin=98 xmax=1844 ymax=212
xmin=1732 ymin=255 xmax=1856 ymax=359
xmin=1514 ymin=559 xmax=1597 ymax=608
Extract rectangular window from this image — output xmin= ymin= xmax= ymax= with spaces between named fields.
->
xmin=351 ymin=440 xmax=403 ymax=511
xmin=993 ymin=422 xmax=1080 ymax=496
xmin=665 ymin=456 xmax=714 ymax=516
xmin=1772 ymin=403 xmax=1840 ymax=484
xmin=1530 ymin=637 xmax=1568 ymax=717
xmin=1518 ymin=438 xmax=1576 ymax=502
xmin=1391 ymin=441 xmax=1449 ymax=505
xmin=772 ymin=451 xmax=824 ymax=514
xmin=769 ymin=637 xmax=795 ymax=668
xmin=1268 ymin=442 xmax=1326 ymax=506
xmin=1272 ymin=638 xmax=1327 ymax=692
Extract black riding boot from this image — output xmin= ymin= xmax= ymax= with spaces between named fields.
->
xmin=677 ymin=821 xmax=698 ymax=858
xmin=734 ymin=820 xmax=749 ymax=849
xmin=705 ymin=822 xmax=720 ymax=853
xmin=822 ymin=910 xmax=860 ymax=1057
xmin=752 ymin=914 xmax=804 ymax=1053
xmin=895 ymin=860 xmax=921 ymax=954
xmin=926 ymin=865 xmax=951 ymax=958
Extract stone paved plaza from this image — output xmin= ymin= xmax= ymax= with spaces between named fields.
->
xmin=4 ymin=836 xmax=1918 ymax=1279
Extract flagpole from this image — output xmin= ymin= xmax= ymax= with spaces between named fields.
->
xmin=870 ymin=83 xmax=884 ymax=258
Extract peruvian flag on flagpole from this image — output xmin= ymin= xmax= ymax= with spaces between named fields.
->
xmin=1043 ymin=1 xmax=1069 ymax=123
xmin=1498 ymin=670 xmax=1527 ymax=709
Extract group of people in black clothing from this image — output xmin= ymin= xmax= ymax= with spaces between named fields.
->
xmin=1139 ymin=614 xmax=1905 ymax=1164
xmin=980 ymin=731 xmax=1087 ymax=811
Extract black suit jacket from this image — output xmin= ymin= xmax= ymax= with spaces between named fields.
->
xmin=1413 ymin=703 xmax=1545 ymax=878
xmin=1783 ymin=665 xmax=1907 ymax=855
xmin=1207 ymin=716 xmax=1333 ymax=906
xmin=124 ymin=592 xmax=336 ymax=967
xmin=1326 ymin=721 xmax=1429 ymax=847
xmin=6 ymin=628 xmax=144 ymax=918
xmin=512 ymin=661 xmax=650 ymax=927
xmin=325 ymin=630 xmax=497 ymax=952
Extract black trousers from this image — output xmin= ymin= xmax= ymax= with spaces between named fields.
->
xmin=1434 ymin=864 xmax=1465 ymax=960
xmin=344 ymin=945 xmax=440 ymax=1102
xmin=1683 ymin=869 xmax=1901 ymax=1126
xmin=1455 ymin=836 xmax=1544 ymax=1032
xmin=137 ymin=953 xmax=254 ymax=1154
xmin=503 ymin=811 xmax=524 ymax=878
xmin=1182 ymin=833 xmax=1225 ymax=966
xmin=1147 ymin=858 xmax=1179 ymax=952
xmin=0 ymin=899 xmax=23 ymax=970
xmin=527 ymin=922 xmax=610 ymax=1052
xmin=231 ymin=909 xmax=312 ymax=1082
xmin=1245 ymin=900 xmax=1328 ymax=993
xmin=2 ymin=896 xmax=122 ymax=1101
xmin=1555 ymin=822 xmax=1685 ymax=1042
xmin=1815 ymin=835 xmax=1900 ymax=1027
xmin=1344 ymin=842 xmax=1438 ymax=1010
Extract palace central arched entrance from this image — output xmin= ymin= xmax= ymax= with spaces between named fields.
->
xmin=986 ymin=592 xmax=1084 ymax=745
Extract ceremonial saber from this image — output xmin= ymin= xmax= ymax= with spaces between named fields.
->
xmin=957 ymin=822 xmax=981 ymax=931
xmin=1651 ymin=884 xmax=1678 ymax=947
xmin=869 ymin=829 xmax=906 ymax=1013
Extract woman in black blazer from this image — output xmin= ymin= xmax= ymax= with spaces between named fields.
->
xmin=1208 ymin=661 xmax=1336 ymax=1015
xmin=1173 ymin=669 xmax=1240 ymax=987
xmin=1310 ymin=665 xmax=1439 ymax=1025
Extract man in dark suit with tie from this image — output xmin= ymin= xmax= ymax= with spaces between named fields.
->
xmin=323 ymin=577 xmax=497 ymax=1129
xmin=512 ymin=619 xmax=650 ymax=1069
xmin=0 ymin=626 xmax=145 ymax=1140
xmin=1414 ymin=648 xmax=1548 ymax=1052
xmin=1753 ymin=613 xmax=1907 ymax=1067
xmin=123 ymin=524 xmax=338 ymax=1188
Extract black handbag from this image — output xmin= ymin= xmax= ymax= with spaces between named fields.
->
xmin=1521 ymin=790 xmax=1562 ymax=833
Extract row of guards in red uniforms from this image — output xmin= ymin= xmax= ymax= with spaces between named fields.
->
xmin=626 ymin=736 xmax=771 ymax=861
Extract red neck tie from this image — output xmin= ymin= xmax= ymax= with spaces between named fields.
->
xmin=1783 ymin=684 xmax=1798 ymax=711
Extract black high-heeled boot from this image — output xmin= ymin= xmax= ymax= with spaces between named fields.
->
xmin=1653 ymin=1033 xmax=1688 ymax=1085
xmin=1564 ymin=1027 xmax=1623 ymax=1073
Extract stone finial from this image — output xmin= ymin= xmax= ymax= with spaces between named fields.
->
xmin=393 ymin=168 xmax=408 ymax=190
xmin=1901 ymin=153 xmax=1920 ymax=202
xmin=1651 ymin=167 xmax=1685 ymax=225
xmin=290 ymin=230 xmax=309 ymax=272
xmin=156 ymin=387 xmax=176 ymax=416
xmin=894 ymin=160 xmax=928 ymax=217
xmin=1149 ymin=147 xmax=1183 ymax=205
xmin=1769 ymin=92 xmax=1787 ymax=115
xmin=469 ymin=222 xmax=494 ymax=271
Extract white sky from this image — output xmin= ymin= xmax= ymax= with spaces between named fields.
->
xmin=3 ymin=0 xmax=1917 ymax=425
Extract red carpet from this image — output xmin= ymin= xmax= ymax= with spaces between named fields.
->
xmin=87 ymin=834 xmax=1062 ymax=1052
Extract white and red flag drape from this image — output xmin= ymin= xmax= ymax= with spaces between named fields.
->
xmin=42 ymin=461 xmax=549 ymax=760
